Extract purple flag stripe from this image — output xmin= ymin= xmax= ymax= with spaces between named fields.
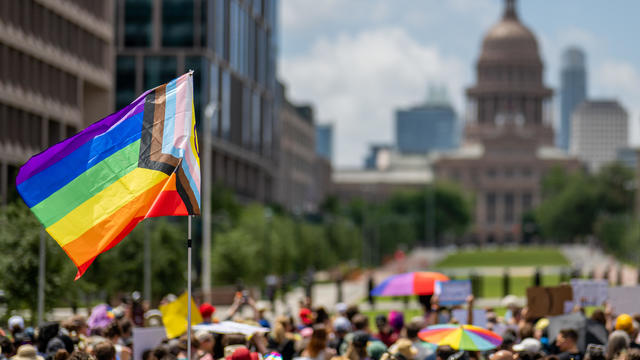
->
xmin=16 ymin=89 xmax=152 ymax=185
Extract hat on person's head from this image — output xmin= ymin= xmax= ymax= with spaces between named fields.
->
xmin=226 ymin=347 xmax=251 ymax=360
xmin=199 ymin=303 xmax=216 ymax=320
xmin=299 ymin=308 xmax=313 ymax=325
xmin=391 ymin=339 xmax=418 ymax=360
xmin=367 ymin=340 xmax=388 ymax=360
xmin=616 ymin=314 xmax=635 ymax=334
xmin=336 ymin=303 xmax=348 ymax=315
xmin=513 ymin=338 xmax=542 ymax=353
xmin=11 ymin=345 xmax=44 ymax=360
xmin=8 ymin=316 xmax=25 ymax=331
xmin=534 ymin=318 xmax=549 ymax=331
xmin=388 ymin=311 xmax=404 ymax=332
xmin=334 ymin=316 xmax=351 ymax=333
xmin=501 ymin=295 xmax=519 ymax=308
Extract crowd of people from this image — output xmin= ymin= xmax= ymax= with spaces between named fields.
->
xmin=1 ymin=292 xmax=640 ymax=360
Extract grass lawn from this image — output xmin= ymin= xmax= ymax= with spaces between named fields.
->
xmin=435 ymin=248 xmax=569 ymax=268
xmin=478 ymin=274 xmax=562 ymax=298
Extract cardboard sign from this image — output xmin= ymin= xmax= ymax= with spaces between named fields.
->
xmin=527 ymin=285 xmax=573 ymax=318
xmin=451 ymin=309 xmax=488 ymax=327
xmin=435 ymin=280 xmax=472 ymax=305
xmin=570 ymin=279 xmax=608 ymax=306
xmin=608 ymin=286 xmax=640 ymax=314
xmin=133 ymin=327 xmax=166 ymax=360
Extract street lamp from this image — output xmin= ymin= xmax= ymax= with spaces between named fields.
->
xmin=202 ymin=102 xmax=217 ymax=303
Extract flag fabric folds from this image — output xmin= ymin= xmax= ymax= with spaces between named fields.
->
xmin=16 ymin=73 xmax=200 ymax=279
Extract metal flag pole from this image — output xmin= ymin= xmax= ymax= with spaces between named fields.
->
xmin=37 ymin=228 xmax=46 ymax=325
xmin=187 ymin=215 xmax=192 ymax=360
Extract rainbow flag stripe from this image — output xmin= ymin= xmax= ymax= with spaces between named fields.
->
xmin=16 ymin=73 xmax=200 ymax=279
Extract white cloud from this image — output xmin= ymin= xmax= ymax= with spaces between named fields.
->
xmin=594 ymin=60 xmax=640 ymax=145
xmin=279 ymin=27 xmax=467 ymax=167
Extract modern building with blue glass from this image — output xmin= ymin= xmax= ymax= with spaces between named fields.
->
xmin=315 ymin=123 xmax=333 ymax=163
xmin=116 ymin=0 xmax=278 ymax=202
xmin=395 ymin=100 xmax=457 ymax=154
xmin=559 ymin=47 xmax=587 ymax=151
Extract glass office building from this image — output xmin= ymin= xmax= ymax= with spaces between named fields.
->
xmin=115 ymin=0 xmax=278 ymax=201
xmin=395 ymin=103 xmax=457 ymax=154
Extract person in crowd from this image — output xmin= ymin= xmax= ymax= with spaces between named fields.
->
xmin=607 ymin=331 xmax=630 ymax=360
xmin=7 ymin=317 xmax=25 ymax=340
xmin=366 ymin=341 xmax=387 ymax=360
xmin=199 ymin=303 xmax=216 ymax=325
xmin=300 ymin=325 xmax=336 ymax=360
xmin=374 ymin=315 xmax=397 ymax=348
xmin=555 ymin=329 xmax=581 ymax=360
xmin=435 ymin=346 xmax=457 ymax=360
xmin=195 ymin=330 xmax=215 ymax=360
xmin=93 ymin=342 xmax=116 ymax=360
xmin=329 ymin=317 xmax=351 ymax=355
xmin=625 ymin=349 xmax=640 ymax=360
xmin=11 ymin=345 xmax=43 ymax=360
xmin=403 ymin=319 xmax=434 ymax=360
xmin=267 ymin=316 xmax=297 ymax=360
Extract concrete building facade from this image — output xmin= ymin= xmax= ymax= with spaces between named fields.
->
xmin=0 ymin=0 xmax=114 ymax=205
xmin=559 ymin=47 xmax=587 ymax=151
xmin=570 ymin=100 xmax=628 ymax=173
xmin=276 ymin=83 xmax=317 ymax=213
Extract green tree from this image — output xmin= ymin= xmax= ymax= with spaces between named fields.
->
xmin=0 ymin=202 xmax=77 ymax=321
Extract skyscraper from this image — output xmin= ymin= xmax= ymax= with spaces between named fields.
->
xmin=0 ymin=1 xmax=114 ymax=205
xmin=395 ymin=90 xmax=457 ymax=154
xmin=570 ymin=100 xmax=628 ymax=173
xmin=316 ymin=124 xmax=333 ymax=163
xmin=559 ymin=47 xmax=587 ymax=151
xmin=115 ymin=0 xmax=279 ymax=202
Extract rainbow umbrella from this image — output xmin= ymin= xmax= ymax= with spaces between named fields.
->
xmin=418 ymin=324 xmax=502 ymax=351
xmin=370 ymin=271 xmax=449 ymax=296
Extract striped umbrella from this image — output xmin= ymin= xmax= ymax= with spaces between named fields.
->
xmin=418 ymin=324 xmax=502 ymax=351
xmin=370 ymin=271 xmax=449 ymax=296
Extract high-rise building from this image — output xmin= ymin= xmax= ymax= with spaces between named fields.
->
xmin=115 ymin=0 xmax=279 ymax=202
xmin=559 ymin=47 xmax=587 ymax=151
xmin=433 ymin=0 xmax=580 ymax=244
xmin=395 ymin=87 xmax=457 ymax=154
xmin=395 ymin=102 xmax=457 ymax=154
xmin=0 ymin=1 xmax=114 ymax=205
xmin=276 ymin=83 xmax=317 ymax=213
xmin=570 ymin=100 xmax=628 ymax=172
xmin=316 ymin=124 xmax=333 ymax=163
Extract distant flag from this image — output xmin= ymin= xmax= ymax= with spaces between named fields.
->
xmin=159 ymin=292 xmax=203 ymax=339
xmin=16 ymin=73 xmax=200 ymax=279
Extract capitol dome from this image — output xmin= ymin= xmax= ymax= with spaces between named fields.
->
xmin=479 ymin=0 xmax=541 ymax=63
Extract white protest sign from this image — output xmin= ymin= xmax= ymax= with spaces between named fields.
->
xmin=193 ymin=321 xmax=270 ymax=336
xmin=608 ymin=286 xmax=640 ymax=314
xmin=570 ymin=279 xmax=608 ymax=306
xmin=451 ymin=309 xmax=488 ymax=327
xmin=435 ymin=280 xmax=472 ymax=305
xmin=133 ymin=327 xmax=166 ymax=360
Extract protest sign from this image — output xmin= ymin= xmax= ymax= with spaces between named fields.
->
xmin=193 ymin=321 xmax=270 ymax=336
xmin=133 ymin=327 xmax=166 ymax=360
xmin=608 ymin=286 xmax=640 ymax=314
xmin=435 ymin=280 xmax=472 ymax=305
xmin=451 ymin=308 xmax=488 ymax=327
xmin=570 ymin=279 xmax=608 ymax=306
xmin=527 ymin=285 xmax=573 ymax=318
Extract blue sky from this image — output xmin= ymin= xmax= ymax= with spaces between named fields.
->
xmin=278 ymin=0 xmax=640 ymax=167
